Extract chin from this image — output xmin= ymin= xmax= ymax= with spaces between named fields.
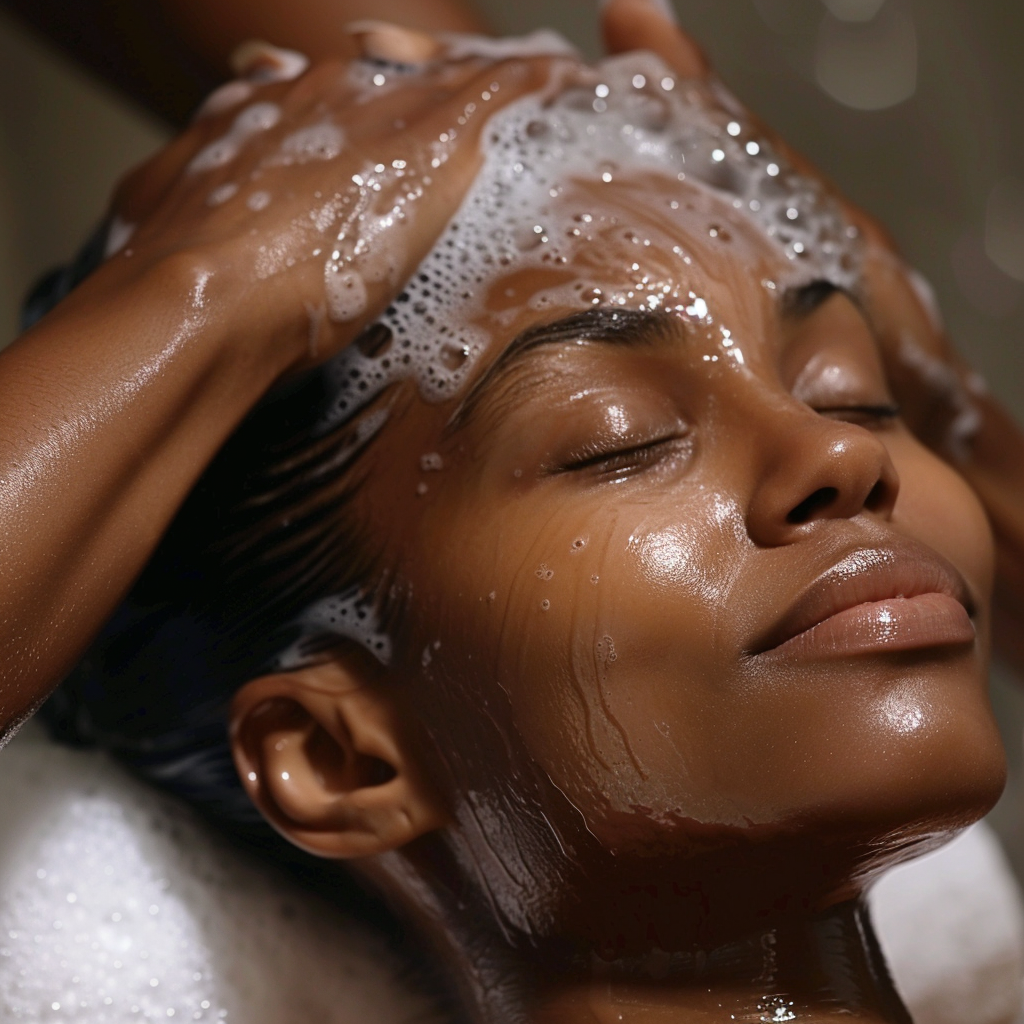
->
xmin=795 ymin=689 xmax=1007 ymax=877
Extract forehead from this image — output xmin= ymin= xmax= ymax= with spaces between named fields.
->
xmin=315 ymin=50 xmax=860 ymax=433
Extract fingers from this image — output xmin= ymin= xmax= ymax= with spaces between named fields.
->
xmin=303 ymin=55 xmax=558 ymax=363
xmin=345 ymin=21 xmax=443 ymax=64
xmin=101 ymin=25 xmax=560 ymax=369
xmin=230 ymin=41 xmax=311 ymax=83
xmin=600 ymin=0 xmax=710 ymax=81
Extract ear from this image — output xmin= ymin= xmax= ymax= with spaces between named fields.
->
xmin=230 ymin=653 xmax=447 ymax=859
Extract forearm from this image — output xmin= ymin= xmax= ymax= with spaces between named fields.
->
xmin=0 ymin=256 xmax=288 ymax=733
xmin=0 ymin=41 xmax=535 ymax=732
xmin=0 ymin=0 xmax=488 ymax=125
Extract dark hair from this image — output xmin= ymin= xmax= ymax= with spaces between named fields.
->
xmin=29 ymin=228 xmax=396 ymax=890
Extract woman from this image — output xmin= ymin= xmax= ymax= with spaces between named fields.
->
xmin=5 ymin=4 xmax=1024 ymax=1022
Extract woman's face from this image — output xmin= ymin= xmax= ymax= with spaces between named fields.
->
xmin=352 ymin=165 xmax=1004 ymax=932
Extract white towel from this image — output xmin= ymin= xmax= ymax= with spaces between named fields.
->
xmin=0 ymin=721 xmax=1021 ymax=1023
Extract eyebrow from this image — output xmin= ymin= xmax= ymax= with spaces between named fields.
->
xmin=445 ymin=307 xmax=679 ymax=434
xmin=781 ymin=278 xmax=862 ymax=319
xmin=445 ymin=278 xmax=854 ymax=435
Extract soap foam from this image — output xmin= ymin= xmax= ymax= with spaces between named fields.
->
xmin=897 ymin=332 xmax=981 ymax=462
xmin=0 ymin=792 xmax=219 ymax=1021
xmin=246 ymin=190 xmax=271 ymax=212
xmin=207 ymin=183 xmax=239 ymax=207
xmin=275 ymin=123 xmax=346 ymax=165
xmin=278 ymin=586 xmax=393 ymax=668
xmin=906 ymin=266 xmax=945 ymax=334
xmin=436 ymin=29 xmax=580 ymax=62
xmin=193 ymin=81 xmax=254 ymax=121
xmin=325 ymin=268 xmax=369 ymax=322
xmin=241 ymin=44 xmax=310 ymax=84
xmin=189 ymin=103 xmax=282 ymax=174
xmin=315 ymin=47 xmax=860 ymax=431
xmin=103 ymin=217 xmax=135 ymax=259
xmin=0 ymin=724 xmax=443 ymax=1023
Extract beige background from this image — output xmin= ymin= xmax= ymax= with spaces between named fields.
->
xmin=2 ymin=0 xmax=1024 ymax=867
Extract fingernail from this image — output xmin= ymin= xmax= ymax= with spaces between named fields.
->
xmin=230 ymin=40 xmax=310 ymax=82
xmin=599 ymin=0 xmax=679 ymax=22
xmin=193 ymin=80 xmax=254 ymax=120
xmin=346 ymin=20 xmax=440 ymax=64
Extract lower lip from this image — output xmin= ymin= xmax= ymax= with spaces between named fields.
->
xmin=766 ymin=593 xmax=976 ymax=659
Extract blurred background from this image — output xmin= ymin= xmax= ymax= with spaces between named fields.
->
xmin=1 ymin=0 xmax=1024 ymax=874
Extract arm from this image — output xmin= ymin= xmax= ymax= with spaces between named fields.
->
xmin=0 ymin=0 xmax=487 ymax=125
xmin=0 ymin=45 xmax=547 ymax=734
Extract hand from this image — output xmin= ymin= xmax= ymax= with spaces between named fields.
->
xmin=0 ymin=29 xmax=562 ymax=729
xmin=84 ymin=31 xmax=554 ymax=377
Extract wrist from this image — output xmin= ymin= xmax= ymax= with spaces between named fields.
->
xmin=60 ymin=243 xmax=303 ymax=390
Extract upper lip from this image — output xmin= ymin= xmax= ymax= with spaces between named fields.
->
xmin=752 ymin=538 xmax=975 ymax=655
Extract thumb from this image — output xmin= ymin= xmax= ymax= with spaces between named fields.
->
xmin=600 ymin=0 xmax=711 ymax=80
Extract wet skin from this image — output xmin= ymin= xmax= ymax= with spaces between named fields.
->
xmin=0 ymin=5 xmax=1011 ymax=1016
xmin=327 ymin=171 xmax=1006 ymax=1019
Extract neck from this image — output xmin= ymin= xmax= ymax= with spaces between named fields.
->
xmin=530 ymin=901 xmax=910 ymax=1024
xmin=361 ymin=851 xmax=911 ymax=1024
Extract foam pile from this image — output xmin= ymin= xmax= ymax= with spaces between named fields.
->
xmin=0 ymin=724 xmax=442 ymax=1023
xmin=319 ymin=46 xmax=860 ymax=430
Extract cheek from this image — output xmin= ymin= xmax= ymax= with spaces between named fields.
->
xmin=476 ymin=495 xmax=751 ymax=828
xmin=892 ymin=438 xmax=995 ymax=609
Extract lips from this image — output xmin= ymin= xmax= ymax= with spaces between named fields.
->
xmin=754 ymin=541 xmax=977 ymax=659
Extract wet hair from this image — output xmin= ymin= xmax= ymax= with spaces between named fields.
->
xmin=27 ymin=228 xmax=396 ymax=908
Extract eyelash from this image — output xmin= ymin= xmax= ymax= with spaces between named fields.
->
xmin=560 ymin=434 xmax=687 ymax=479
xmin=815 ymin=403 xmax=902 ymax=425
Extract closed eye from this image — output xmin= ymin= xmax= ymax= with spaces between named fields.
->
xmin=815 ymin=403 xmax=901 ymax=426
xmin=555 ymin=433 xmax=690 ymax=479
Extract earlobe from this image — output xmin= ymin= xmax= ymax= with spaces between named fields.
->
xmin=230 ymin=657 xmax=447 ymax=859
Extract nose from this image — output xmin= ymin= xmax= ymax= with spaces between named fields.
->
xmin=746 ymin=408 xmax=900 ymax=547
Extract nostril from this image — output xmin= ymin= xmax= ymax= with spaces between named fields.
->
xmin=787 ymin=487 xmax=838 ymax=525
